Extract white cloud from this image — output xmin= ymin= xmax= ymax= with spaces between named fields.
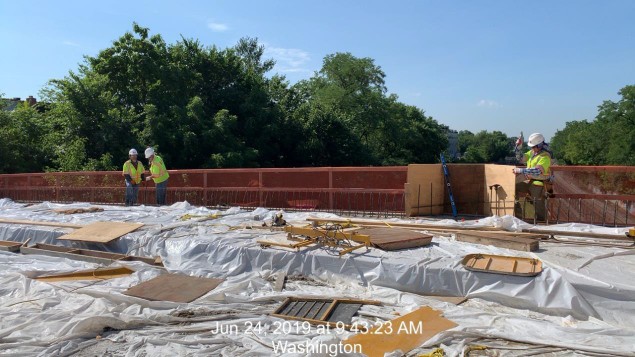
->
xmin=477 ymin=99 xmax=501 ymax=108
xmin=265 ymin=47 xmax=311 ymax=73
xmin=62 ymin=40 xmax=80 ymax=47
xmin=207 ymin=21 xmax=228 ymax=32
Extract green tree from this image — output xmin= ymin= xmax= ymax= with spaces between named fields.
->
xmin=0 ymin=103 xmax=50 ymax=173
xmin=551 ymin=85 xmax=635 ymax=165
xmin=459 ymin=130 xmax=513 ymax=163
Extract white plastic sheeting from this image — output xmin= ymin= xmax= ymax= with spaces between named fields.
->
xmin=0 ymin=198 xmax=634 ymax=356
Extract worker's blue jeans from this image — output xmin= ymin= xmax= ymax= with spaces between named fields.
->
xmin=156 ymin=180 xmax=168 ymax=205
xmin=125 ymin=181 xmax=139 ymax=206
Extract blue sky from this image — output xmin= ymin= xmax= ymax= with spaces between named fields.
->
xmin=1 ymin=0 xmax=634 ymax=140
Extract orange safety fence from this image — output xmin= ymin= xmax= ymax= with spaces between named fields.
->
xmin=1 ymin=165 xmax=633 ymax=225
xmin=0 ymin=167 xmax=408 ymax=217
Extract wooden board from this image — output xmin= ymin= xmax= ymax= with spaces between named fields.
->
xmin=124 ymin=274 xmax=224 ymax=303
xmin=405 ymin=164 xmax=445 ymax=216
xmin=306 ymin=217 xmax=503 ymax=232
xmin=522 ymin=228 xmax=633 ymax=241
xmin=462 ymin=253 xmax=542 ymax=276
xmin=57 ymin=221 xmax=144 ymax=243
xmin=21 ymin=243 xmax=162 ymax=266
xmin=357 ymin=227 xmax=433 ymax=250
xmin=53 ymin=207 xmax=104 ymax=214
xmin=0 ymin=218 xmax=83 ymax=229
xmin=0 ymin=240 xmax=22 ymax=252
xmin=484 ymin=164 xmax=517 ymax=216
xmin=420 ymin=295 xmax=468 ymax=305
xmin=344 ymin=306 xmax=457 ymax=357
xmin=35 ymin=267 xmax=134 ymax=282
xmin=455 ymin=231 xmax=540 ymax=252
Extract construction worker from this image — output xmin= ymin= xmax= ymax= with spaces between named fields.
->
xmin=122 ymin=149 xmax=145 ymax=206
xmin=144 ymin=147 xmax=169 ymax=205
xmin=512 ymin=133 xmax=553 ymax=221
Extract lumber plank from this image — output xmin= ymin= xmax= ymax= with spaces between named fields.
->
xmin=0 ymin=218 xmax=83 ymax=229
xmin=34 ymin=267 xmax=134 ymax=282
xmin=0 ymin=240 xmax=22 ymax=252
xmin=522 ymin=228 xmax=633 ymax=241
xmin=420 ymin=295 xmax=467 ymax=305
xmin=456 ymin=232 xmax=539 ymax=251
xmin=307 ymin=217 xmax=503 ymax=232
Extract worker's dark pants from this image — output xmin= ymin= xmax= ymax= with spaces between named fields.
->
xmin=515 ymin=181 xmax=546 ymax=221
xmin=125 ymin=182 xmax=139 ymax=206
xmin=156 ymin=180 xmax=168 ymax=205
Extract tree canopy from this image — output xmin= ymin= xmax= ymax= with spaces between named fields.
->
xmin=551 ymin=85 xmax=635 ymax=165
xmin=0 ymin=24 xmax=450 ymax=173
xmin=1 ymin=24 xmax=632 ymax=174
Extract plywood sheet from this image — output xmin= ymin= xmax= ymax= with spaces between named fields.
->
xmin=57 ymin=221 xmax=144 ymax=243
xmin=462 ymin=253 xmax=542 ymax=276
xmin=344 ymin=306 xmax=457 ymax=357
xmin=456 ymin=232 xmax=540 ymax=251
xmin=484 ymin=164 xmax=517 ymax=216
xmin=358 ymin=227 xmax=433 ymax=250
xmin=406 ymin=164 xmax=445 ymax=216
xmin=124 ymin=274 xmax=224 ymax=303
xmin=35 ymin=267 xmax=134 ymax=282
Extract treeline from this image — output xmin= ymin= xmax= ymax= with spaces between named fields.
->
xmin=0 ymin=24 xmax=449 ymax=173
xmin=550 ymin=85 xmax=635 ymax=166
xmin=1 ymin=24 xmax=632 ymax=174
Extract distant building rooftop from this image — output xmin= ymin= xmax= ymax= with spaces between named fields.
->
xmin=1 ymin=96 xmax=37 ymax=111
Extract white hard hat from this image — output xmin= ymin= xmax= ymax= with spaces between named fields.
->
xmin=527 ymin=133 xmax=545 ymax=147
xmin=129 ymin=148 xmax=138 ymax=156
xmin=144 ymin=147 xmax=155 ymax=158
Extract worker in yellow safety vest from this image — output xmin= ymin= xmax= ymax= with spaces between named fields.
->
xmin=122 ymin=148 xmax=146 ymax=206
xmin=512 ymin=133 xmax=554 ymax=221
xmin=144 ymin=147 xmax=170 ymax=205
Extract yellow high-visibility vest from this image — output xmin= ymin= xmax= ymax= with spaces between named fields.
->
xmin=150 ymin=155 xmax=169 ymax=184
xmin=122 ymin=160 xmax=145 ymax=184
xmin=525 ymin=150 xmax=551 ymax=186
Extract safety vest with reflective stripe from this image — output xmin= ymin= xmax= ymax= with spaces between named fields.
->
xmin=150 ymin=155 xmax=169 ymax=184
xmin=122 ymin=160 xmax=145 ymax=185
xmin=525 ymin=150 xmax=551 ymax=186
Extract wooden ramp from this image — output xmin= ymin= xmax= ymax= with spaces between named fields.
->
xmin=34 ymin=267 xmax=134 ymax=282
xmin=462 ymin=253 xmax=543 ymax=276
xmin=124 ymin=274 xmax=224 ymax=303
xmin=57 ymin=221 xmax=144 ymax=243
xmin=355 ymin=227 xmax=433 ymax=250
